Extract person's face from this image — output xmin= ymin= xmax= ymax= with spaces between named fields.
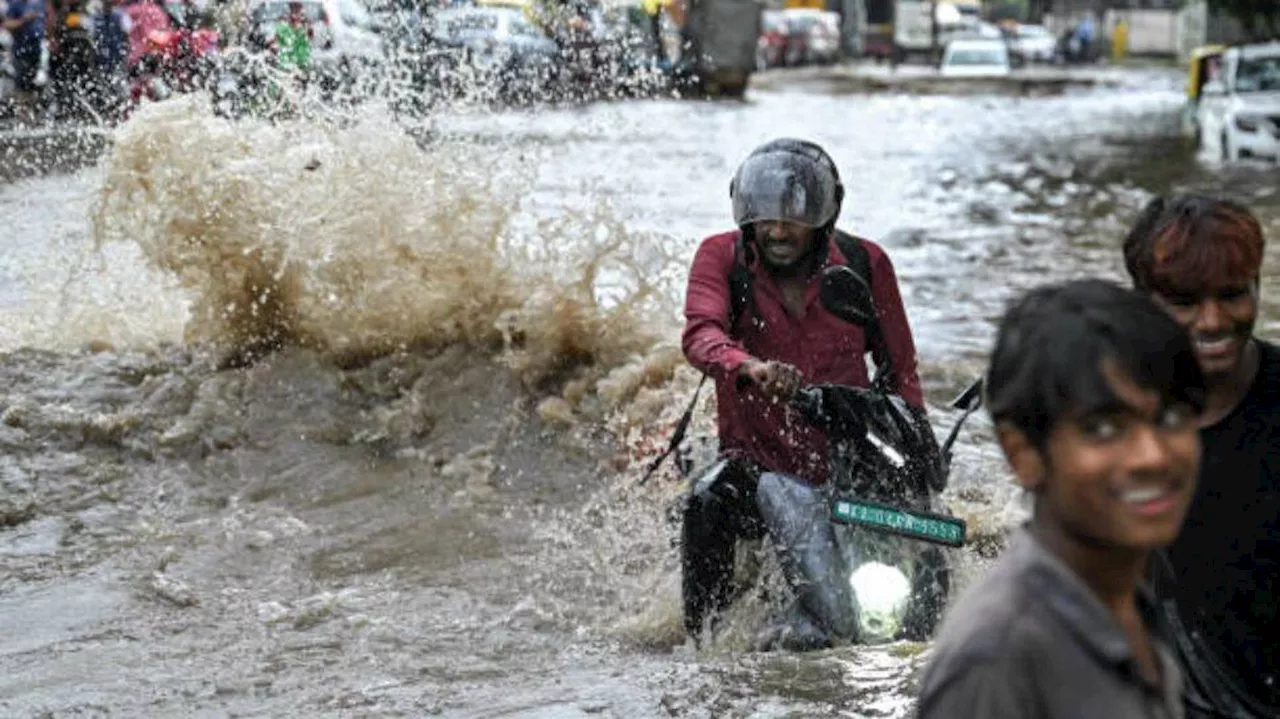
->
xmin=1000 ymin=361 xmax=1201 ymax=553
xmin=1150 ymin=279 xmax=1258 ymax=379
xmin=753 ymin=220 xmax=815 ymax=271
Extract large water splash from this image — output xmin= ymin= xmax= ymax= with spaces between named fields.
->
xmin=90 ymin=95 xmax=685 ymax=418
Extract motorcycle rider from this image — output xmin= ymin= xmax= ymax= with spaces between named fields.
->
xmin=93 ymin=0 xmax=129 ymax=79
xmin=274 ymin=1 xmax=311 ymax=77
xmin=1122 ymin=194 xmax=1279 ymax=719
xmin=47 ymin=0 xmax=103 ymax=119
xmin=679 ymin=138 xmax=930 ymax=647
xmin=536 ymin=0 xmax=603 ymax=92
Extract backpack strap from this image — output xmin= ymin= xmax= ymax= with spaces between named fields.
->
xmin=831 ymin=231 xmax=897 ymax=393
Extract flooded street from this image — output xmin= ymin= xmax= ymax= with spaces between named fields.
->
xmin=2 ymin=67 xmax=1280 ymax=718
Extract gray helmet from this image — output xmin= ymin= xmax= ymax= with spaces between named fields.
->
xmin=730 ymin=139 xmax=845 ymax=229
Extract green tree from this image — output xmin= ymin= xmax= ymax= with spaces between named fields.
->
xmin=1209 ymin=0 xmax=1280 ymax=40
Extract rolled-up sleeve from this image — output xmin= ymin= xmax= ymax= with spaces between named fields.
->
xmin=682 ymin=234 xmax=752 ymax=380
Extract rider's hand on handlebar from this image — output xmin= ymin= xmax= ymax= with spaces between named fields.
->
xmin=739 ymin=359 xmax=804 ymax=400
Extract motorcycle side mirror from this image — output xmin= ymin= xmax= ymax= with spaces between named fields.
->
xmin=819 ymin=265 xmax=875 ymax=328
xmin=940 ymin=377 xmax=984 ymax=475
xmin=949 ymin=378 xmax=984 ymax=412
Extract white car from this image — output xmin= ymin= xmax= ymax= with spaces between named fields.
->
xmin=939 ymin=38 xmax=1010 ymax=78
xmin=1008 ymin=24 xmax=1055 ymax=64
xmin=1196 ymin=42 xmax=1280 ymax=162
xmin=249 ymin=0 xmax=386 ymax=78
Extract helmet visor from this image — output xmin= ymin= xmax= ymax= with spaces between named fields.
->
xmin=731 ymin=151 xmax=839 ymax=229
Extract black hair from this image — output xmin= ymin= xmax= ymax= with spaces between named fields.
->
xmin=986 ymin=279 xmax=1206 ymax=449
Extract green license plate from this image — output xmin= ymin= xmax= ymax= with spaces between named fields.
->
xmin=830 ymin=499 xmax=967 ymax=548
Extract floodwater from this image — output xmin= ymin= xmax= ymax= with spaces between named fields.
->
xmin=1 ymin=66 xmax=1279 ymax=718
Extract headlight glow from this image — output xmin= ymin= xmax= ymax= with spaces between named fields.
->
xmin=849 ymin=562 xmax=911 ymax=644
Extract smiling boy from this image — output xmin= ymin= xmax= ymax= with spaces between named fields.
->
xmin=916 ymin=279 xmax=1206 ymax=718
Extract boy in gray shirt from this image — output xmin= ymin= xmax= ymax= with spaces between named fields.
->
xmin=917 ymin=279 xmax=1205 ymax=718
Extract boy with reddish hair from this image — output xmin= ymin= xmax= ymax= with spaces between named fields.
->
xmin=1122 ymin=194 xmax=1278 ymax=719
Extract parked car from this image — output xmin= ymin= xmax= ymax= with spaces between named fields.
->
xmin=1196 ymin=41 xmax=1280 ymax=161
xmin=939 ymin=37 xmax=1010 ymax=78
xmin=1006 ymin=23 xmax=1055 ymax=64
xmin=377 ymin=3 xmax=468 ymax=110
xmin=430 ymin=6 xmax=559 ymax=101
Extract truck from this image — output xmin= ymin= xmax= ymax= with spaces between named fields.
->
xmin=676 ymin=0 xmax=763 ymax=97
xmin=890 ymin=0 xmax=985 ymax=64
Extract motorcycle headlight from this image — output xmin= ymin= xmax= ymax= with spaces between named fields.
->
xmin=849 ymin=562 xmax=911 ymax=644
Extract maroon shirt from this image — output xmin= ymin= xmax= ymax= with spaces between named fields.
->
xmin=682 ymin=230 xmax=925 ymax=483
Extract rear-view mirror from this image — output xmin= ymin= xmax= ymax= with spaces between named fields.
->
xmin=819 ymin=265 xmax=876 ymax=328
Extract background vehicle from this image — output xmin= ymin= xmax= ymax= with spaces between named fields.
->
xmin=756 ymin=8 xmax=788 ymax=68
xmin=678 ymin=0 xmax=761 ymax=97
xmin=1005 ymin=23 xmax=1054 ymax=65
xmin=247 ymin=0 xmax=386 ymax=93
xmin=596 ymin=5 xmax=670 ymax=91
xmin=1196 ymin=41 xmax=1280 ymax=162
xmin=118 ymin=1 xmax=226 ymax=118
xmin=1181 ymin=44 xmax=1226 ymax=144
xmin=939 ymin=37 xmax=1010 ymax=78
xmin=781 ymin=8 xmax=840 ymax=65
xmin=431 ymin=6 xmax=559 ymax=102
xmin=378 ymin=2 xmax=464 ymax=111
xmin=892 ymin=0 xmax=988 ymax=65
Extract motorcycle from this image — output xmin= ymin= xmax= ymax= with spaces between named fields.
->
xmin=697 ymin=264 xmax=982 ymax=650
xmin=125 ymin=7 xmax=224 ymax=117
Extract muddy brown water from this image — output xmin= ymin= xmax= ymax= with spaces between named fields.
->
xmin=1 ymin=67 xmax=1278 ymax=717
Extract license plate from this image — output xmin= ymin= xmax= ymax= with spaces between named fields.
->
xmin=830 ymin=499 xmax=967 ymax=548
